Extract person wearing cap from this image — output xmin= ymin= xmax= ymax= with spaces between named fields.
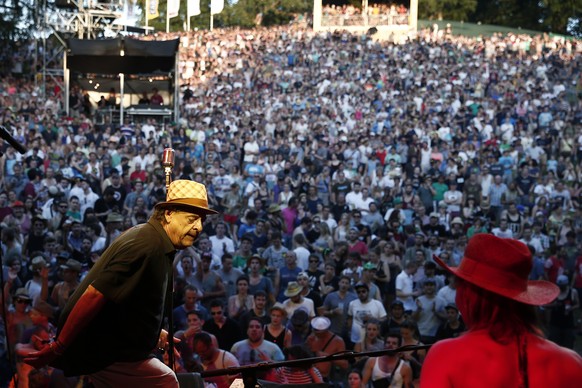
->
xmin=306 ymin=315 xmax=348 ymax=382
xmin=547 ymin=274 xmax=579 ymax=349
xmin=380 ymin=300 xmax=409 ymax=338
xmin=435 ymin=303 xmax=466 ymax=341
xmin=24 ymin=180 xmax=218 ymax=387
xmin=193 ymin=250 xmax=226 ymax=309
xmin=360 ymin=261 xmax=383 ymax=301
xmin=51 ymin=259 xmax=82 ymax=315
xmin=421 ymin=234 xmax=582 ymax=387
xmin=297 ymin=270 xmax=323 ymax=312
xmin=282 ymin=281 xmax=316 ymax=319
xmin=261 ymin=231 xmax=289 ymax=279
xmin=347 ymin=282 xmax=387 ymax=344
xmin=6 ymin=288 xmax=34 ymax=352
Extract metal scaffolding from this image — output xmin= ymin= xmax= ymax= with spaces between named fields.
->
xmin=40 ymin=0 xmax=126 ymax=102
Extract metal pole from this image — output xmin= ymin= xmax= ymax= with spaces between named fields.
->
xmin=64 ymin=51 xmax=69 ymax=116
xmin=145 ymin=0 xmax=149 ymax=29
xmin=166 ymin=4 xmax=170 ymax=33
xmin=119 ymin=73 xmax=124 ymax=126
xmin=174 ymin=51 xmax=179 ymax=122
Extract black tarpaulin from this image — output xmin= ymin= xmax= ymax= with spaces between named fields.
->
xmin=67 ymin=38 xmax=180 ymax=74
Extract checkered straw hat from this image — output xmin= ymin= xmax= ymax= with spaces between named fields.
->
xmin=155 ymin=180 xmax=218 ymax=215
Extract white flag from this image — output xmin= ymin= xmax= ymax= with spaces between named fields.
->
xmin=211 ymin=0 xmax=224 ymax=15
xmin=168 ymin=0 xmax=180 ymax=18
xmin=188 ymin=0 xmax=201 ymax=17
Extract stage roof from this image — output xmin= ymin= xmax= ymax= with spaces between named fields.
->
xmin=67 ymin=38 xmax=180 ymax=74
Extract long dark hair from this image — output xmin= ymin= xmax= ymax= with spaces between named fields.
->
xmin=456 ymin=278 xmax=543 ymax=344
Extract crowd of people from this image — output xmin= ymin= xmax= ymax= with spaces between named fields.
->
xmin=0 ymin=19 xmax=581 ymax=387
xmin=321 ymin=3 xmax=410 ymax=27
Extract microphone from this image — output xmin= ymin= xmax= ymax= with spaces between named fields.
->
xmin=162 ymin=147 xmax=175 ymax=192
xmin=0 ymin=125 xmax=27 ymax=154
xmin=162 ymin=147 xmax=175 ymax=169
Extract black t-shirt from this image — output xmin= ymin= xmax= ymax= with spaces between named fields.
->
xmin=489 ymin=163 xmax=503 ymax=177
xmin=515 ymin=175 xmax=534 ymax=195
xmin=53 ymin=220 xmax=175 ymax=376
xmin=203 ymin=318 xmax=242 ymax=351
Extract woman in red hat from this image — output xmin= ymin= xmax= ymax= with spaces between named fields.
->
xmin=421 ymin=234 xmax=582 ymax=387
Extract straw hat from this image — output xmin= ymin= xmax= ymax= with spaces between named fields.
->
xmin=284 ymin=281 xmax=303 ymax=297
xmin=155 ymin=180 xmax=218 ymax=215
xmin=434 ymin=234 xmax=559 ymax=305
xmin=246 ymin=254 xmax=266 ymax=268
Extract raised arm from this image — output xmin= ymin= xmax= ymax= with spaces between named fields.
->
xmin=23 ymin=285 xmax=107 ymax=369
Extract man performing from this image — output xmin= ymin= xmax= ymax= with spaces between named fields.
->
xmin=422 ymin=234 xmax=582 ymax=387
xmin=24 ymin=180 xmax=217 ymax=387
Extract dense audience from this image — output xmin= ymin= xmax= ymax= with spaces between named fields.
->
xmin=0 ymin=20 xmax=581 ymax=387
xmin=322 ymin=3 xmax=409 ymax=26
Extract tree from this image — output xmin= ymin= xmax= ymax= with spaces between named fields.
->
xmin=419 ymin=0 xmax=477 ymax=22
xmin=471 ymin=0 xmax=579 ymax=35
xmin=0 ymin=0 xmax=35 ymax=41
xmin=539 ymin=0 xmax=580 ymax=35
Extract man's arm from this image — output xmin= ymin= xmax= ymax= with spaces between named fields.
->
xmin=23 ymin=285 xmax=107 ymax=369
xmin=361 ymin=357 xmax=374 ymax=385
xmin=401 ymin=362 xmax=413 ymax=388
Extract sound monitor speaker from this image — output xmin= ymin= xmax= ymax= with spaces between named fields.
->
xmin=55 ymin=0 xmax=77 ymax=10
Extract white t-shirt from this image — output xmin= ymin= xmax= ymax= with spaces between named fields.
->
xmin=396 ymin=271 xmax=416 ymax=312
xmin=283 ymin=297 xmax=315 ymax=318
xmin=348 ymin=299 xmax=387 ymax=343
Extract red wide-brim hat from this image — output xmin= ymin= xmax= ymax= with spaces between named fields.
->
xmin=434 ymin=234 xmax=559 ymax=306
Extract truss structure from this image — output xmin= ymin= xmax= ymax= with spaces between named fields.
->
xmin=45 ymin=0 xmax=124 ymax=39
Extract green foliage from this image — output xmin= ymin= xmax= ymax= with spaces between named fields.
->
xmin=419 ymin=0 xmax=477 ymax=22
xmin=472 ymin=0 xmax=581 ymax=35
xmin=135 ymin=0 xmax=311 ymax=30
xmin=539 ymin=0 xmax=580 ymax=35
xmin=0 ymin=0 xmax=30 ymax=41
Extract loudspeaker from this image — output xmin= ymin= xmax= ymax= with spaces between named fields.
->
xmin=55 ymin=0 xmax=77 ymax=9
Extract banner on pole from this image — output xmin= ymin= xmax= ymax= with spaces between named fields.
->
xmin=211 ymin=0 xmax=224 ymax=15
xmin=168 ymin=0 xmax=180 ymax=19
xmin=147 ymin=0 xmax=159 ymax=20
xmin=188 ymin=0 xmax=201 ymax=17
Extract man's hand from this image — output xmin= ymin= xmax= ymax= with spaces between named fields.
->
xmin=158 ymin=329 xmax=181 ymax=350
xmin=23 ymin=340 xmax=64 ymax=370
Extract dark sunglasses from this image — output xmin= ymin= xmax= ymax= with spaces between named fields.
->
xmin=15 ymin=298 xmax=31 ymax=304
